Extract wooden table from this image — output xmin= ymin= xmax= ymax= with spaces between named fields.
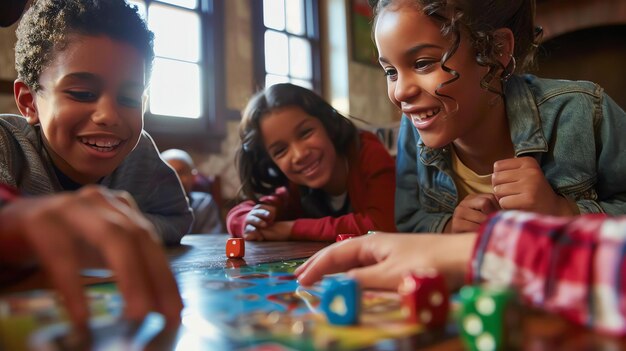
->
xmin=166 ymin=235 xmax=626 ymax=351
xmin=2 ymin=234 xmax=625 ymax=350
xmin=168 ymin=234 xmax=330 ymax=273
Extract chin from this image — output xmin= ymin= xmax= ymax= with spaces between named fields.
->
xmin=418 ymin=133 xmax=453 ymax=150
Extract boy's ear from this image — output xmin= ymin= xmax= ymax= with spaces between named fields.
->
xmin=494 ymin=28 xmax=515 ymax=67
xmin=14 ymin=80 xmax=40 ymax=125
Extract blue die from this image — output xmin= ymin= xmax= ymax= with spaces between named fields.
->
xmin=320 ymin=276 xmax=361 ymax=325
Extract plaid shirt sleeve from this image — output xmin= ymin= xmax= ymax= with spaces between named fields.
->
xmin=468 ymin=210 xmax=626 ymax=336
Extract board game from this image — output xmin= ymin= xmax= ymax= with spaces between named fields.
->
xmin=0 ymin=259 xmax=458 ymax=351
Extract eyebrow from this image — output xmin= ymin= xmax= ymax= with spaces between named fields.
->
xmin=378 ymin=43 xmax=442 ymax=65
xmin=60 ymin=72 xmax=145 ymax=90
xmin=267 ymin=118 xmax=312 ymax=151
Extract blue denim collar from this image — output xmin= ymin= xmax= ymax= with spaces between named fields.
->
xmin=418 ymin=74 xmax=549 ymax=165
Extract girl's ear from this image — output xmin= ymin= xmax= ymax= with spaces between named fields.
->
xmin=14 ymin=80 xmax=40 ymax=125
xmin=494 ymin=28 xmax=515 ymax=68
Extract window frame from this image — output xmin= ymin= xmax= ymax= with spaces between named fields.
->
xmin=250 ymin=0 xmax=322 ymax=94
xmin=141 ymin=0 xmax=235 ymax=152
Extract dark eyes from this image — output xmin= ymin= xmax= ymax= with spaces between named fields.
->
xmin=384 ymin=68 xmax=398 ymax=80
xmin=66 ymin=91 xmax=141 ymax=108
xmin=271 ymin=147 xmax=287 ymax=159
xmin=270 ymin=128 xmax=314 ymax=159
xmin=414 ymin=59 xmax=437 ymax=70
xmin=299 ymin=128 xmax=313 ymax=138
xmin=118 ymin=96 xmax=142 ymax=108
xmin=383 ymin=59 xmax=439 ymax=80
xmin=67 ymin=91 xmax=97 ymax=101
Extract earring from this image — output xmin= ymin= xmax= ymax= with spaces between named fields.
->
xmin=501 ymin=55 xmax=516 ymax=83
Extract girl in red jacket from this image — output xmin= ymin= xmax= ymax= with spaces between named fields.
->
xmin=227 ymin=83 xmax=396 ymax=241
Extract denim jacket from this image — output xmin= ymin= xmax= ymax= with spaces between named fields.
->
xmin=395 ymin=74 xmax=626 ymax=233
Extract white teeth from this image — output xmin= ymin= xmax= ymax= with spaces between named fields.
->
xmin=411 ymin=107 xmax=440 ymax=121
xmin=79 ymin=137 xmax=122 ymax=149
xmin=301 ymin=160 xmax=319 ymax=175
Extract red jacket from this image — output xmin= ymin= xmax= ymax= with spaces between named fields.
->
xmin=469 ymin=210 xmax=626 ymax=335
xmin=227 ymin=131 xmax=396 ymax=241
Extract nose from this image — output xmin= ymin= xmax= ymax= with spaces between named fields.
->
xmin=91 ymin=95 xmax=121 ymax=126
xmin=291 ymin=141 xmax=309 ymax=165
xmin=393 ymin=72 xmax=421 ymax=104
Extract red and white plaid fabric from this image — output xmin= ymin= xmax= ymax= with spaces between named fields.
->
xmin=468 ymin=210 xmax=626 ymax=335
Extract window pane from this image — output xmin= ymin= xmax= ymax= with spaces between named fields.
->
xmin=285 ymin=0 xmax=304 ymax=35
xmin=150 ymin=58 xmax=201 ymax=118
xmin=291 ymin=78 xmax=313 ymax=90
xmin=264 ymin=31 xmax=288 ymax=75
xmin=263 ymin=0 xmax=285 ymax=31
xmin=289 ymin=37 xmax=311 ymax=79
xmin=156 ymin=0 xmax=197 ymax=9
xmin=265 ymin=74 xmax=290 ymax=88
xmin=127 ymin=0 xmax=147 ymax=21
xmin=149 ymin=3 xmax=200 ymax=62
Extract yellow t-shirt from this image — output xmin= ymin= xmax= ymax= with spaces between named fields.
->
xmin=450 ymin=147 xmax=493 ymax=200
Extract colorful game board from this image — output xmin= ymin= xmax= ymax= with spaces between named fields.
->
xmin=0 ymin=259 xmax=458 ymax=350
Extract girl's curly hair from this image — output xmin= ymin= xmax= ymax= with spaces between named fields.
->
xmin=371 ymin=0 xmax=542 ymax=97
xmin=236 ymin=83 xmax=358 ymax=201
xmin=15 ymin=0 xmax=154 ymax=91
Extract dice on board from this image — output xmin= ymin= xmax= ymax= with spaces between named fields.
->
xmin=336 ymin=234 xmax=357 ymax=242
xmin=398 ymin=270 xmax=449 ymax=328
xmin=320 ymin=276 xmax=361 ymax=325
xmin=225 ymin=237 xmax=245 ymax=258
xmin=456 ymin=284 xmax=521 ymax=351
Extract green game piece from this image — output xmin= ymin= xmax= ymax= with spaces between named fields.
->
xmin=456 ymin=284 xmax=521 ymax=351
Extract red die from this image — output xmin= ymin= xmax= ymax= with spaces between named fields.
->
xmin=226 ymin=238 xmax=245 ymax=258
xmin=398 ymin=270 xmax=449 ymax=328
xmin=336 ymin=234 xmax=357 ymax=242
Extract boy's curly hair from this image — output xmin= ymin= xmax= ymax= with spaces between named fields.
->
xmin=15 ymin=0 xmax=154 ymax=91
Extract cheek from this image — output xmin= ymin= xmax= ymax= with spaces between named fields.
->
xmin=128 ymin=111 xmax=144 ymax=132
xmin=387 ymin=83 xmax=397 ymax=105
xmin=272 ymin=157 xmax=291 ymax=175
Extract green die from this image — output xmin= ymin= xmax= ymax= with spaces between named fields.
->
xmin=456 ymin=284 xmax=521 ymax=351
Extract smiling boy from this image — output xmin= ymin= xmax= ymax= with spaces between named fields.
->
xmin=0 ymin=0 xmax=192 ymax=244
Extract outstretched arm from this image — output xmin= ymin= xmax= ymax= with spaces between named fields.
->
xmin=0 ymin=184 xmax=182 ymax=331
xmin=295 ymin=231 xmax=474 ymax=290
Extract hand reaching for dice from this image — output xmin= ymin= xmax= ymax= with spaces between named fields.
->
xmin=295 ymin=232 xmax=477 ymax=291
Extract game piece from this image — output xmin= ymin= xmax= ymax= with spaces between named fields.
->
xmin=397 ymin=270 xmax=449 ymax=328
xmin=226 ymin=238 xmax=245 ymax=258
xmin=457 ymin=284 xmax=521 ymax=351
xmin=320 ymin=277 xmax=361 ymax=325
xmin=336 ymin=234 xmax=357 ymax=242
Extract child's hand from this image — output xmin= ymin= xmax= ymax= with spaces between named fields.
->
xmin=295 ymin=232 xmax=477 ymax=291
xmin=0 ymin=186 xmax=183 ymax=331
xmin=256 ymin=221 xmax=293 ymax=241
xmin=449 ymin=194 xmax=501 ymax=233
xmin=493 ymin=157 xmax=575 ymax=216
xmin=245 ymin=204 xmax=277 ymax=228
xmin=242 ymin=204 xmax=277 ymax=240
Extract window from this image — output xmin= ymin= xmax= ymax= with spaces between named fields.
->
xmin=127 ymin=0 xmax=227 ymax=145
xmin=252 ymin=0 xmax=321 ymax=92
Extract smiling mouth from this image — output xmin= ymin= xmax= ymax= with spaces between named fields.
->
xmin=299 ymin=160 xmax=320 ymax=176
xmin=408 ymin=107 xmax=441 ymax=124
xmin=79 ymin=137 xmax=123 ymax=152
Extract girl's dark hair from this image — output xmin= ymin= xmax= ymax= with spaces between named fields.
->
xmin=371 ymin=0 xmax=541 ymax=96
xmin=15 ymin=0 xmax=154 ymax=91
xmin=236 ymin=83 xmax=357 ymax=200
